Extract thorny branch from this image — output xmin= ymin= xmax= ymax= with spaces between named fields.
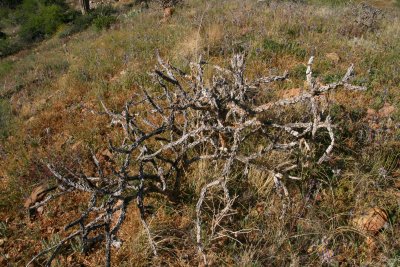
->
xmin=27 ymin=52 xmax=365 ymax=266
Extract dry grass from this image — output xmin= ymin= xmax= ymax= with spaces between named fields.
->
xmin=0 ymin=0 xmax=400 ymax=266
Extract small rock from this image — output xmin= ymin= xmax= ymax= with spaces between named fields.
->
xmin=325 ymin=52 xmax=340 ymax=64
xmin=112 ymin=238 xmax=122 ymax=249
xmin=352 ymin=207 xmax=388 ymax=234
xmin=0 ymin=239 xmax=5 ymax=247
xmin=37 ymin=206 xmax=44 ymax=215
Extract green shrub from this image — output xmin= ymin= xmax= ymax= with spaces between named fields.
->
xmin=0 ymin=0 xmax=23 ymax=8
xmin=0 ymin=8 xmax=10 ymax=23
xmin=19 ymin=2 xmax=66 ymax=41
xmin=93 ymin=15 xmax=116 ymax=31
xmin=0 ymin=39 xmax=22 ymax=57
xmin=1 ymin=1 xmax=117 ymax=55
xmin=91 ymin=5 xmax=117 ymax=31
xmin=92 ymin=4 xmax=116 ymax=17
xmin=58 ymin=11 xmax=93 ymax=37
xmin=59 ymin=5 xmax=117 ymax=37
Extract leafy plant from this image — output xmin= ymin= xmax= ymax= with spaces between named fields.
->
xmin=19 ymin=2 xmax=65 ymax=41
xmin=93 ymin=15 xmax=116 ymax=31
xmin=0 ymin=39 xmax=22 ymax=57
xmin=59 ymin=5 xmax=117 ymax=37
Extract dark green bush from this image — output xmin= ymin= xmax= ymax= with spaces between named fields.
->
xmin=58 ymin=10 xmax=92 ymax=37
xmin=0 ymin=8 xmax=9 ymax=23
xmin=91 ymin=4 xmax=117 ymax=31
xmin=0 ymin=0 xmax=23 ymax=8
xmin=59 ymin=5 xmax=117 ymax=37
xmin=0 ymin=39 xmax=22 ymax=57
xmin=0 ymin=0 xmax=117 ymax=56
xmin=93 ymin=15 xmax=116 ymax=31
xmin=93 ymin=4 xmax=116 ymax=16
xmin=18 ymin=0 xmax=67 ymax=41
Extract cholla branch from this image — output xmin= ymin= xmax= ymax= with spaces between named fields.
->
xmin=28 ymin=52 xmax=365 ymax=266
xmin=195 ymin=179 xmax=223 ymax=265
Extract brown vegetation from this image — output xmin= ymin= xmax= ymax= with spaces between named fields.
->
xmin=0 ymin=0 xmax=399 ymax=266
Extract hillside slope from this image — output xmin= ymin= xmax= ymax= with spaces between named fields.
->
xmin=0 ymin=0 xmax=400 ymax=266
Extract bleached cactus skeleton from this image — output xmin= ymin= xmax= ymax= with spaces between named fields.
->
xmin=27 ymin=53 xmax=365 ymax=266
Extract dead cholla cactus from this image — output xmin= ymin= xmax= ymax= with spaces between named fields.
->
xmin=341 ymin=3 xmax=383 ymax=37
xmin=27 ymin=53 xmax=365 ymax=267
xmin=354 ymin=3 xmax=382 ymax=32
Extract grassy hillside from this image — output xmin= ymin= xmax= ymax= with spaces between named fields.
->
xmin=0 ymin=0 xmax=400 ymax=266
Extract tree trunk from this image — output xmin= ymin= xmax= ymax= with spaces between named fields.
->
xmin=80 ymin=0 xmax=90 ymax=15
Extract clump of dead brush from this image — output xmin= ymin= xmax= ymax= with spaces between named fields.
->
xmin=26 ymin=51 xmax=365 ymax=267
xmin=341 ymin=3 xmax=383 ymax=37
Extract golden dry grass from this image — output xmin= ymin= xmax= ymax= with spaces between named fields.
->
xmin=0 ymin=0 xmax=400 ymax=266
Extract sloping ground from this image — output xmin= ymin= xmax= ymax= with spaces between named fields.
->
xmin=0 ymin=0 xmax=399 ymax=266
